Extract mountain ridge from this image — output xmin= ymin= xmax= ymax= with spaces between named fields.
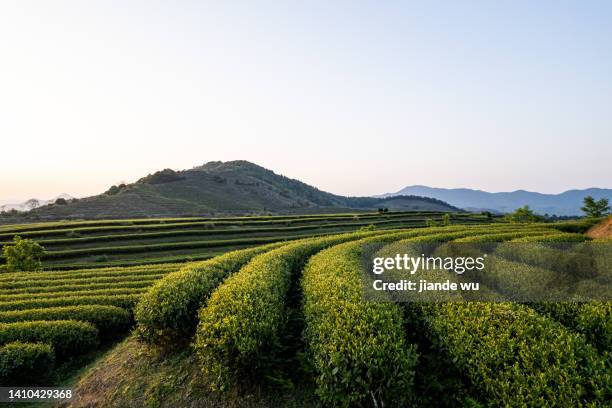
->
xmin=379 ymin=185 xmax=612 ymax=216
xmin=1 ymin=161 xmax=458 ymax=223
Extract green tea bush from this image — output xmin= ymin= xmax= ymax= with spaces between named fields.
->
xmin=534 ymin=302 xmax=611 ymax=353
xmin=552 ymin=218 xmax=602 ymax=234
xmin=452 ymin=229 xmax=558 ymax=242
xmin=135 ymin=243 xmax=284 ymax=347
xmin=511 ymin=232 xmax=587 ymax=242
xmin=302 ymin=240 xmax=418 ymax=406
xmin=408 ymin=302 xmax=610 ymax=406
xmin=392 ymin=232 xmax=611 ymax=405
xmin=193 ymin=231 xmax=387 ymax=389
xmin=0 ymin=305 xmax=132 ymax=339
xmin=0 ymin=273 xmax=166 ymax=290
xmin=0 ymin=287 xmax=145 ymax=302
xmin=0 ymin=294 xmax=140 ymax=312
xmin=0 ymin=320 xmax=98 ymax=358
xmin=0 ymin=342 xmax=55 ymax=385
xmin=1 ymin=280 xmax=156 ymax=295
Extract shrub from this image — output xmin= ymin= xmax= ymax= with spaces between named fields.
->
xmin=0 ymin=287 xmax=145 ymax=302
xmin=0 ymin=320 xmax=98 ymax=358
xmin=533 ymin=302 xmax=611 ymax=354
xmin=0 ymin=305 xmax=132 ymax=339
xmin=0 ymin=294 xmax=140 ymax=312
xmin=193 ymin=231 xmax=388 ymax=389
xmin=551 ymin=218 xmax=602 ymax=234
xmin=406 ymin=302 xmax=609 ymax=406
xmin=395 ymin=234 xmax=610 ymax=406
xmin=302 ymin=239 xmax=418 ymax=406
xmin=135 ymin=243 xmax=285 ymax=347
xmin=511 ymin=232 xmax=587 ymax=242
xmin=2 ymin=236 xmax=45 ymax=272
xmin=0 ymin=342 xmax=55 ymax=385
xmin=1 ymin=274 xmax=165 ymax=290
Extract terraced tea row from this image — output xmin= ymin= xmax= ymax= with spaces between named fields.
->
xmin=0 ymin=262 xmax=183 ymax=385
xmin=0 ymin=212 xmax=494 ymax=269
xmin=0 ymin=211 xmax=486 ymax=235
xmin=3 ymin=220 xmax=608 ymax=407
xmin=131 ymin=222 xmax=612 ymax=406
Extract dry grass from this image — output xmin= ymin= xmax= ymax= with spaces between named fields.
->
xmin=585 ymin=216 xmax=612 ymax=239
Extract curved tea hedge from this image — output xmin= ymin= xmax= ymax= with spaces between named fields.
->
xmin=392 ymin=233 xmax=611 ymax=406
xmin=0 ymin=342 xmax=55 ymax=385
xmin=302 ymin=239 xmax=418 ymax=406
xmin=1 ymin=217 xmax=608 ymax=405
xmin=0 ymin=320 xmax=98 ymax=358
xmin=135 ymin=242 xmax=285 ymax=347
xmin=0 ymin=305 xmax=132 ymax=339
xmin=193 ymin=230 xmax=389 ymax=388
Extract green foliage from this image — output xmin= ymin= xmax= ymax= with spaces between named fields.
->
xmin=0 ymin=320 xmax=98 ymax=358
xmin=105 ymin=183 xmax=127 ymax=196
xmin=0 ymin=342 xmax=55 ymax=385
xmin=442 ymin=213 xmax=451 ymax=226
xmin=0 ymin=294 xmax=140 ymax=312
xmin=534 ymin=302 xmax=612 ymax=353
xmin=511 ymin=232 xmax=587 ymax=242
xmin=137 ymin=168 xmax=185 ymax=184
xmin=192 ymin=232 xmax=383 ymax=390
xmin=481 ymin=210 xmax=493 ymax=219
xmin=407 ymin=302 xmax=609 ymax=406
xmin=2 ymin=236 xmax=45 ymax=272
xmin=504 ymin=205 xmax=545 ymax=223
xmin=581 ymin=196 xmax=610 ymax=218
xmin=135 ymin=243 xmax=283 ymax=347
xmin=302 ymin=240 xmax=418 ymax=406
xmin=0 ymin=305 xmax=132 ymax=339
xmin=453 ymin=228 xmax=557 ymax=243
xmin=426 ymin=218 xmax=438 ymax=227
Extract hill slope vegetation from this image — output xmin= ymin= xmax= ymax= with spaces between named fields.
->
xmin=2 ymin=161 xmax=458 ymax=223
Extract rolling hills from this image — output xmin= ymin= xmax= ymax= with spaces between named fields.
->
xmin=0 ymin=161 xmax=458 ymax=223
xmin=380 ymin=185 xmax=612 ymax=216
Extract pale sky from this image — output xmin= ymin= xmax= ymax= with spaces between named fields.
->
xmin=1 ymin=1 xmax=611 ymax=201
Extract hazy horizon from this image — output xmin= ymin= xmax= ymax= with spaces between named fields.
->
xmin=2 ymin=1 xmax=611 ymax=200
xmin=2 ymin=159 xmax=611 ymax=204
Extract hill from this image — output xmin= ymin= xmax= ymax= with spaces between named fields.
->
xmin=379 ymin=185 xmax=612 ymax=216
xmin=1 ymin=161 xmax=458 ymax=222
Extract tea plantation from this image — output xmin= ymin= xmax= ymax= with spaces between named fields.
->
xmin=0 ymin=213 xmax=609 ymax=407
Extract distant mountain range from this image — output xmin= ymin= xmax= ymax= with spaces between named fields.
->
xmin=379 ymin=186 xmax=612 ymax=216
xmin=0 ymin=194 xmax=74 ymax=213
xmin=0 ymin=161 xmax=458 ymax=222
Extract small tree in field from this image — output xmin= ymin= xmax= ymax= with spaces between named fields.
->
xmin=581 ymin=196 xmax=610 ymax=218
xmin=505 ymin=205 xmax=544 ymax=223
xmin=2 ymin=236 xmax=45 ymax=272
xmin=441 ymin=213 xmax=451 ymax=226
